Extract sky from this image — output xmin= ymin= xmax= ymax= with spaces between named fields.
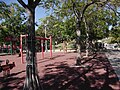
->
xmin=1 ymin=0 xmax=49 ymax=30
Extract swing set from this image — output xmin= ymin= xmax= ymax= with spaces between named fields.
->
xmin=20 ymin=34 xmax=52 ymax=64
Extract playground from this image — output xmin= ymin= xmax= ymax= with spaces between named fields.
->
xmin=0 ymin=0 xmax=120 ymax=90
xmin=0 ymin=51 xmax=120 ymax=90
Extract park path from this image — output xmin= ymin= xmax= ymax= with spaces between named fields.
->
xmin=0 ymin=51 xmax=120 ymax=90
xmin=105 ymin=50 xmax=120 ymax=81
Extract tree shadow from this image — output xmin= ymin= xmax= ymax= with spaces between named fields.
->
xmin=37 ymin=55 xmax=65 ymax=63
xmin=0 ymin=53 xmax=119 ymax=90
xmin=0 ymin=60 xmax=4 ymax=64
xmin=9 ymin=70 xmax=25 ymax=77
xmin=40 ymin=53 xmax=120 ymax=90
xmin=80 ymin=53 xmax=97 ymax=65
xmin=0 ymin=76 xmax=25 ymax=90
xmin=0 ymin=70 xmax=25 ymax=90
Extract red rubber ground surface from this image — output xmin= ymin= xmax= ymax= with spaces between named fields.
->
xmin=0 ymin=52 xmax=120 ymax=90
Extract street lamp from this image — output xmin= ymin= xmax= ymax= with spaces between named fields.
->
xmin=44 ymin=20 xmax=48 ymax=52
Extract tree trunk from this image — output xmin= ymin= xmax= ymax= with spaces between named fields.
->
xmin=17 ymin=0 xmax=42 ymax=89
xmin=76 ymin=20 xmax=82 ymax=65
xmin=23 ymin=8 xmax=42 ymax=90
xmin=72 ymin=0 xmax=101 ymax=65
xmin=83 ymin=17 xmax=89 ymax=57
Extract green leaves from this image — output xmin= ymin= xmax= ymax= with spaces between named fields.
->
xmin=37 ymin=0 xmax=120 ymax=44
xmin=0 ymin=2 xmax=27 ymax=43
xmin=110 ymin=26 xmax=120 ymax=43
xmin=0 ymin=1 xmax=10 ymax=19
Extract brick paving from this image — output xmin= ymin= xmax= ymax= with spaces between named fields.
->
xmin=0 ymin=51 xmax=120 ymax=90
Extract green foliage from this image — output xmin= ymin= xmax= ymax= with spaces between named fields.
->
xmin=36 ymin=14 xmax=76 ymax=43
xmin=110 ymin=26 xmax=120 ymax=43
xmin=0 ymin=1 xmax=10 ymax=19
xmin=37 ymin=0 xmax=120 ymax=45
xmin=0 ymin=3 xmax=27 ymax=43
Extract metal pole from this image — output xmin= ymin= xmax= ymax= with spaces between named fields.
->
xmin=10 ymin=41 xmax=13 ymax=55
xmin=50 ymin=36 xmax=52 ymax=58
xmin=45 ymin=24 xmax=48 ymax=52
xmin=41 ymin=40 xmax=44 ymax=59
xmin=20 ymin=35 xmax=23 ymax=64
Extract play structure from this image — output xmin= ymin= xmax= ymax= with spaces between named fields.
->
xmin=20 ymin=34 xmax=52 ymax=64
xmin=0 ymin=59 xmax=15 ymax=77
xmin=1 ymin=36 xmax=18 ymax=54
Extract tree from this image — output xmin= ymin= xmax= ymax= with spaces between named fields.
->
xmin=0 ymin=1 xmax=10 ymax=19
xmin=35 ymin=0 xmax=120 ymax=66
xmin=45 ymin=0 xmax=108 ymax=63
xmin=68 ymin=0 xmax=120 ymax=59
xmin=64 ymin=0 xmax=109 ymax=64
xmin=0 ymin=1 xmax=10 ymax=43
xmin=36 ymin=14 xmax=76 ymax=43
xmin=1 ymin=3 xmax=27 ymax=39
xmin=17 ymin=0 xmax=42 ymax=90
xmin=41 ymin=0 xmax=120 ymax=61
xmin=0 ymin=3 xmax=27 ymax=54
xmin=110 ymin=26 xmax=120 ymax=43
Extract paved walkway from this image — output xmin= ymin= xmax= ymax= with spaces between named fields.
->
xmin=0 ymin=51 xmax=120 ymax=90
xmin=105 ymin=49 xmax=120 ymax=81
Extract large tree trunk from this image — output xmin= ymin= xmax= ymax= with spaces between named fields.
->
xmin=23 ymin=8 xmax=42 ymax=90
xmin=72 ymin=0 xmax=106 ymax=65
xmin=17 ymin=0 xmax=42 ymax=90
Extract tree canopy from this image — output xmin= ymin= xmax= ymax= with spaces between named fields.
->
xmin=0 ymin=2 xmax=27 ymax=43
xmin=36 ymin=0 xmax=120 ymax=44
xmin=0 ymin=0 xmax=120 ymax=44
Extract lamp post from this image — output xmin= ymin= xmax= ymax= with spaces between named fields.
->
xmin=44 ymin=20 xmax=48 ymax=52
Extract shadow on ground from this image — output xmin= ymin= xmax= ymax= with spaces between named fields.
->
xmin=38 ymin=55 xmax=65 ymax=63
xmin=40 ymin=53 xmax=120 ymax=90
xmin=0 ymin=70 xmax=25 ymax=90
xmin=0 ymin=53 xmax=120 ymax=90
